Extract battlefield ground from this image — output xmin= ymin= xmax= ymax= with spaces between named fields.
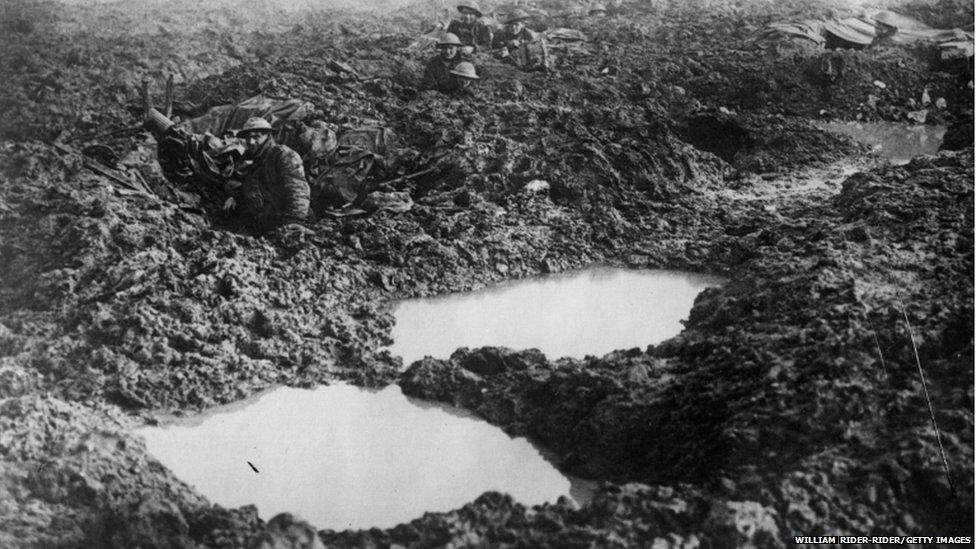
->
xmin=0 ymin=0 xmax=973 ymax=546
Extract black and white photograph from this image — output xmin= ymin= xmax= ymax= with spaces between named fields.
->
xmin=0 ymin=0 xmax=973 ymax=546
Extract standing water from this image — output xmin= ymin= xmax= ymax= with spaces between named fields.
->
xmin=138 ymin=384 xmax=576 ymax=531
xmin=388 ymin=267 xmax=724 ymax=366
xmin=820 ymin=121 xmax=946 ymax=165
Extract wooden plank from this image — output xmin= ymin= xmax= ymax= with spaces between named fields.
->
xmin=141 ymin=80 xmax=151 ymax=117
xmin=164 ymin=74 xmax=174 ymax=119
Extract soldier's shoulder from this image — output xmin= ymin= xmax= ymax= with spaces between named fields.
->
xmin=271 ymin=145 xmax=304 ymax=168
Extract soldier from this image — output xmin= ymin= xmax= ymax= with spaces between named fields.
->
xmin=236 ymin=117 xmax=310 ymax=233
xmin=421 ymin=33 xmax=463 ymax=91
xmin=448 ymin=61 xmax=480 ymax=96
xmin=493 ymin=9 xmax=545 ymax=69
xmin=447 ymin=1 xmax=493 ymax=54
xmin=494 ymin=9 xmax=540 ymax=50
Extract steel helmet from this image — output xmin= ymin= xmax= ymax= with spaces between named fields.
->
xmin=589 ymin=3 xmax=607 ymax=13
xmin=239 ymin=117 xmax=273 ymax=134
xmin=457 ymin=1 xmax=483 ymax=16
xmin=437 ymin=32 xmax=463 ymax=47
xmin=450 ymin=61 xmax=479 ymax=79
xmin=505 ymin=9 xmax=530 ymax=24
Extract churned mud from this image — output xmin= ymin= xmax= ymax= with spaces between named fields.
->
xmin=0 ymin=0 xmax=972 ymax=546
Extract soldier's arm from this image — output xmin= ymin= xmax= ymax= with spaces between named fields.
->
xmin=240 ymin=175 xmax=262 ymax=216
xmin=476 ymin=21 xmax=494 ymax=50
xmin=491 ymin=29 xmax=507 ymax=49
xmin=276 ymin=149 xmax=311 ymax=225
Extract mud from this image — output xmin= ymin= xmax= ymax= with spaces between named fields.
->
xmin=0 ymin=0 xmax=972 ymax=546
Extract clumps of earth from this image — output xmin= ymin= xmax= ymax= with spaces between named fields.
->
xmin=0 ymin=0 xmax=972 ymax=546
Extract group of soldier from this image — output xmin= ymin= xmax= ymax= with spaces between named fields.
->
xmin=230 ymin=1 xmax=615 ymax=233
xmin=421 ymin=2 xmax=544 ymax=94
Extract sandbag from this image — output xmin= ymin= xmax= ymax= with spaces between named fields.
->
xmin=757 ymin=9 xmax=973 ymax=52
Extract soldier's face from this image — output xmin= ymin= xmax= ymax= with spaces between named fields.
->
xmin=440 ymin=45 xmax=458 ymax=59
xmin=507 ymin=21 xmax=524 ymax=34
xmin=242 ymin=131 xmax=270 ymax=156
xmin=459 ymin=9 xmax=476 ymax=23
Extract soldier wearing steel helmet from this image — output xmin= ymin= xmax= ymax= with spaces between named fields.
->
xmin=447 ymin=1 xmax=494 ymax=54
xmin=493 ymin=9 xmax=546 ymax=69
xmin=421 ymin=32 xmax=464 ymax=92
xmin=492 ymin=9 xmax=540 ymax=55
xmin=448 ymin=61 xmax=481 ymax=96
xmin=236 ymin=117 xmax=310 ymax=233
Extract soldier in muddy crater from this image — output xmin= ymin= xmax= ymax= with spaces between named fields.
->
xmin=493 ymin=9 xmax=540 ymax=49
xmin=493 ymin=9 xmax=545 ymax=69
xmin=447 ymin=1 xmax=494 ymax=55
xmin=421 ymin=33 xmax=464 ymax=92
xmin=234 ymin=117 xmax=311 ymax=234
xmin=448 ymin=61 xmax=481 ymax=96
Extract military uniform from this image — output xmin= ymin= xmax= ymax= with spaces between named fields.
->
xmin=421 ymin=56 xmax=459 ymax=92
xmin=447 ymin=19 xmax=494 ymax=52
xmin=492 ymin=26 xmax=540 ymax=49
xmin=241 ymin=138 xmax=310 ymax=232
xmin=493 ymin=27 xmax=545 ymax=69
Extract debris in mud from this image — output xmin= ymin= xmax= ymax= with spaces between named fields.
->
xmin=759 ymin=8 xmax=973 ymax=52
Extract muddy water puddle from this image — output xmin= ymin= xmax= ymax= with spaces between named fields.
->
xmin=820 ymin=121 xmax=946 ymax=164
xmin=388 ymin=267 xmax=724 ymax=366
xmin=138 ymin=384 xmax=585 ymax=531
